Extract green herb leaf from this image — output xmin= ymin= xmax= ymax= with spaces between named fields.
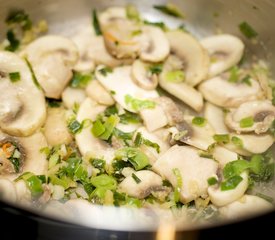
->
xmin=98 ymin=67 xmax=113 ymax=76
xmin=119 ymin=111 xmax=141 ymax=124
xmin=228 ymin=66 xmax=239 ymax=83
xmin=113 ymin=128 xmax=134 ymax=141
xmin=153 ymin=4 xmax=184 ymax=18
xmin=126 ymin=4 xmax=140 ymax=21
xmin=240 ymin=116 xmax=254 ymax=128
xmin=91 ymin=119 xmax=106 ymax=137
xmin=165 ymin=70 xmax=185 ymax=83
xmin=223 ymin=159 xmax=250 ymax=179
xmin=132 ymin=173 xmax=141 ymax=184
xmin=207 ymin=177 xmax=218 ymax=186
xmin=70 ymin=71 xmax=92 ymax=88
xmin=192 ymin=116 xmax=207 ymax=127
xmin=90 ymin=174 xmax=117 ymax=190
xmin=239 ymin=21 xmax=258 ymax=39
xmin=231 ymin=136 xmax=243 ymax=148
xmin=99 ymin=115 xmax=120 ymax=140
xmin=68 ymin=119 xmax=82 ymax=134
xmin=6 ymin=10 xmax=32 ymax=31
xmin=143 ymin=20 xmax=167 ymax=31
xmin=92 ymin=9 xmax=102 ymax=36
xmin=213 ymin=134 xmax=230 ymax=144
xmin=125 ymin=94 xmax=156 ymax=111
xmin=9 ymin=72 xmax=21 ymax=82
xmin=5 ymin=29 xmax=20 ymax=52
xmin=221 ymin=175 xmax=243 ymax=191
xmin=149 ymin=64 xmax=163 ymax=75
xmin=172 ymin=168 xmax=182 ymax=202
xmin=19 ymin=172 xmax=44 ymax=197
xmin=91 ymin=158 xmax=106 ymax=173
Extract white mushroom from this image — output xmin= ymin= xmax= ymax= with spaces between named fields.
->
xmin=86 ymin=80 xmax=115 ymax=106
xmin=99 ymin=7 xmax=127 ymax=27
xmin=166 ymin=30 xmax=209 ymax=86
xmin=198 ymin=75 xmax=262 ymax=108
xmin=0 ymin=51 xmax=46 ymax=137
xmin=153 ymin=145 xmax=218 ymax=203
xmin=225 ymin=100 xmax=275 ymax=134
xmin=75 ymin=98 xmax=114 ymax=164
xmin=23 ymin=35 xmax=79 ymax=99
xmin=219 ymin=195 xmax=273 ymax=219
xmin=61 ymin=87 xmax=86 ymax=109
xmin=131 ymin=60 xmax=158 ymax=90
xmin=15 ymin=179 xmax=32 ymax=205
xmin=212 ymin=146 xmax=238 ymax=169
xmin=0 ymin=178 xmax=17 ymax=203
xmin=95 ymin=66 xmax=158 ymax=113
xmin=119 ymin=170 xmax=164 ymax=199
xmin=204 ymin=102 xmax=229 ymax=134
xmin=208 ymin=171 xmax=249 ymax=207
xmin=139 ymin=26 xmax=170 ymax=63
xmin=200 ymin=34 xmax=245 ymax=77
xmin=44 ymin=107 xmax=73 ymax=146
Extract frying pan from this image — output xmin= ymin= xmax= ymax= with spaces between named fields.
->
xmin=0 ymin=0 xmax=275 ymax=239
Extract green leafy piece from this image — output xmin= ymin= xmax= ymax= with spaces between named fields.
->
xmin=9 ymin=72 xmax=21 ymax=82
xmin=143 ymin=20 xmax=167 ymax=31
xmin=98 ymin=67 xmax=113 ymax=76
xmin=172 ymin=168 xmax=182 ymax=202
xmin=132 ymin=173 xmax=141 ymax=184
xmin=240 ymin=116 xmax=254 ymax=128
xmin=19 ymin=172 xmax=43 ymax=197
xmin=5 ymin=30 xmax=20 ymax=52
xmin=126 ymin=196 xmax=142 ymax=207
xmin=91 ymin=119 xmax=105 ymax=137
xmin=113 ymin=128 xmax=134 ymax=141
xmin=223 ymin=159 xmax=250 ymax=179
xmin=104 ymin=105 xmax=119 ymax=116
xmin=91 ymin=158 xmax=106 ymax=173
xmin=153 ymin=4 xmax=184 ymax=18
xmin=165 ymin=70 xmax=185 ymax=83
xmin=149 ymin=64 xmax=163 ymax=75
xmin=231 ymin=136 xmax=243 ymax=148
xmin=25 ymin=58 xmax=42 ymax=89
xmin=119 ymin=111 xmax=141 ymax=124
xmin=68 ymin=119 xmax=82 ymax=134
xmin=131 ymin=29 xmax=142 ymax=36
xmin=70 ymin=71 xmax=92 ymax=88
xmin=255 ymin=193 xmax=274 ymax=203
xmin=113 ymin=191 xmax=126 ymax=206
xmin=92 ymin=9 xmax=102 ymax=36
xmin=207 ymin=177 xmax=218 ymax=186
xmin=192 ymin=116 xmax=207 ymax=127
xmin=90 ymin=174 xmax=117 ymax=190
xmin=228 ymin=66 xmax=239 ymax=83
xmin=178 ymin=24 xmax=187 ymax=32
xmin=134 ymin=132 xmax=160 ymax=153
xmin=125 ymin=94 xmax=156 ymax=111
xmin=48 ymin=152 xmax=60 ymax=169
xmin=83 ymin=182 xmax=95 ymax=195
xmin=221 ymin=175 xmax=243 ymax=191
xmin=126 ymin=4 xmax=140 ymax=21
xmin=6 ymin=10 xmax=32 ymax=31
xmin=47 ymin=98 xmax=62 ymax=108
xmin=213 ymin=134 xmax=230 ymax=144
xmin=239 ymin=21 xmax=258 ymax=39
xmin=241 ymin=75 xmax=252 ymax=86
xmin=249 ymin=154 xmax=263 ymax=174
xmin=99 ymin=115 xmax=120 ymax=140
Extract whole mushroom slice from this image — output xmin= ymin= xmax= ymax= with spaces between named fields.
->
xmin=208 ymin=171 xmax=249 ymax=207
xmin=200 ymin=34 xmax=244 ymax=77
xmin=224 ymin=133 xmax=274 ymax=156
xmin=198 ymin=75 xmax=262 ymax=108
xmin=166 ymin=30 xmax=209 ymax=86
xmin=62 ymin=87 xmax=86 ymax=110
xmin=86 ymin=80 xmax=115 ymax=106
xmin=99 ymin=7 xmax=127 ymax=27
xmin=119 ymin=170 xmax=166 ymax=199
xmin=212 ymin=146 xmax=238 ymax=169
xmin=219 ymin=194 xmax=273 ymax=219
xmin=0 ymin=130 xmax=48 ymax=179
xmin=23 ymin=35 xmax=79 ymax=99
xmin=75 ymin=98 xmax=114 ymax=164
xmin=95 ymin=66 xmax=158 ymax=113
xmin=139 ymin=26 xmax=170 ymax=63
xmin=131 ymin=60 xmax=158 ymax=90
xmin=44 ymin=107 xmax=73 ymax=146
xmin=153 ymin=145 xmax=218 ymax=203
xmin=225 ymin=100 xmax=275 ymax=134
xmin=0 ymin=51 xmax=46 ymax=137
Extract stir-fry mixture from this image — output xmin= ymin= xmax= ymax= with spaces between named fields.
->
xmin=0 ymin=4 xmax=274 ymax=223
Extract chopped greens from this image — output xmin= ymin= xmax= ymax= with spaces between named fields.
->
xmin=91 ymin=159 xmax=106 ymax=173
xmin=47 ymin=98 xmax=62 ymax=108
xmin=240 ymin=116 xmax=254 ymax=128
xmin=9 ymin=72 xmax=21 ymax=82
xmin=192 ymin=117 xmax=207 ymax=127
xmin=228 ymin=66 xmax=239 ymax=83
xmin=90 ymin=174 xmax=117 ymax=190
xmin=213 ymin=134 xmax=230 ymax=144
xmin=231 ymin=136 xmax=243 ymax=148
xmin=70 ymin=71 xmax=92 ymax=88
xmin=119 ymin=111 xmax=141 ymax=124
xmin=239 ymin=21 xmax=258 ymax=39
xmin=25 ymin=58 xmax=42 ymax=89
xmin=6 ymin=10 xmax=32 ymax=31
xmin=17 ymin=172 xmax=44 ymax=197
xmin=149 ymin=63 xmax=163 ymax=75
xmin=207 ymin=177 xmax=218 ymax=186
xmin=172 ymin=168 xmax=182 ymax=202
xmin=165 ymin=70 xmax=185 ymax=83
xmin=134 ymin=132 xmax=160 ymax=153
xmin=5 ymin=30 xmax=20 ymax=52
xmin=143 ymin=20 xmax=167 ymax=31
xmin=221 ymin=175 xmax=243 ymax=191
xmin=98 ymin=67 xmax=113 ymax=76
xmin=92 ymin=9 xmax=102 ymax=36
xmin=132 ymin=173 xmax=141 ymax=184
xmin=153 ymin=4 xmax=184 ymax=18
xmin=125 ymin=95 xmax=156 ymax=111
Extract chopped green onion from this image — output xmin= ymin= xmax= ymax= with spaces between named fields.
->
xmin=91 ymin=119 xmax=105 ymax=137
xmin=68 ymin=119 xmax=82 ymax=134
xmin=249 ymin=154 xmax=263 ymax=175
xmin=239 ymin=21 xmax=258 ymax=39
xmin=241 ymin=75 xmax=252 ymax=86
xmin=192 ymin=116 xmax=207 ymax=127
xmin=91 ymin=158 xmax=106 ymax=173
xmin=9 ymin=72 xmax=20 ymax=82
xmin=223 ymin=159 xmax=250 ymax=179
xmin=172 ymin=168 xmax=182 ymax=202
xmin=99 ymin=115 xmax=120 ymax=140
xmin=90 ymin=174 xmax=117 ymax=190
xmin=47 ymin=98 xmax=61 ymax=108
xmin=25 ymin=58 xmax=42 ymax=89
xmin=19 ymin=172 xmax=44 ymax=197
xmin=5 ymin=30 xmax=20 ymax=52
xmin=119 ymin=111 xmax=141 ymax=124
xmin=70 ymin=71 xmax=92 ymax=88
xmin=213 ymin=134 xmax=230 ymax=144
xmin=165 ymin=70 xmax=185 ymax=83
xmin=143 ymin=20 xmax=167 ymax=31
xmin=228 ymin=66 xmax=239 ymax=83
xmin=149 ymin=64 xmax=163 ymax=75
xmin=98 ymin=67 xmax=113 ymax=76
xmin=207 ymin=177 xmax=218 ymax=186
xmin=240 ymin=116 xmax=254 ymax=128
xmin=104 ymin=105 xmax=119 ymax=116
xmin=125 ymin=94 xmax=156 ymax=111
xmin=221 ymin=175 xmax=243 ymax=191
xmin=126 ymin=196 xmax=142 ymax=207
xmin=134 ymin=132 xmax=143 ymax=146
xmin=6 ymin=10 xmax=32 ymax=31
xmin=134 ymin=132 xmax=160 ymax=153
xmin=126 ymin=4 xmax=140 ymax=21
xmin=255 ymin=193 xmax=274 ymax=203
xmin=131 ymin=29 xmax=142 ymax=36
xmin=231 ymin=136 xmax=243 ymax=148
xmin=92 ymin=9 xmax=102 ymax=36
xmin=48 ymin=152 xmax=59 ymax=169
xmin=113 ymin=128 xmax=134 ymax=141
xmin=153 ymin=4 xmax=184 ymax=18
xmin=132 ymin=173 xmax=141 ymax=184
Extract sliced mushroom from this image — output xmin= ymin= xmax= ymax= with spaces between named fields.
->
xmin=61 ymin=87 xmax=86 ymax=109
xmin=198 ymin=75 xmax=262 ymax=108
xmin=99 ymin=7 xmax=127 ymax=27
xmin=0 ymin=51 xmax=46 ymax=137
xmin=23 ymin=35 xmax=79 ymax=99
xmin=95 ymin=66 xmax=158 ymax=113
xmin=139 ymin=26 xmax=170 ymax=63
xmin=131 ymin=60 xmax=158 ymax=90
xmin=0 ymin=178 xmax=17 ymax=203
xmin=44 ymin=107 xmax=73 ymax=146
xmin=208 ymin=171 xmax=249 ymax=207
xmin=224 ymin=133 xmax=274 ymax=156
xmin=75 ymin=98 xmax=114 ymax=164
xmin=173 ymin=115 xmax=216 ymax=151
xmin=225 ymin=100 xmax=275 ymax=134
xmin=200 ymin=34 xmax=244 ymax=77
xmin=153 ymin=145 xmax=218 ymax=203
xmin=204 ymin=102 xmax=229 ymax=134
xmin=0 ymin=130 xmax=48 ymax=179
xmin=15 ymin=179 xmax=32 ymax=205
xmin=212 ymin=146 xmax=238 ymax=169
xmin=119 ymin=170 xmax=165 ymax=199
xmin=166 ymin=30 xmax=209 ymax=86
xmin=86 ymin=80 xmax=115 ymax=106
xmin=219 ymin=194 xmax=273 ymax=219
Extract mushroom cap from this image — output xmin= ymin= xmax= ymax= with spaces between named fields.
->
xmin=166 ymin=30 xmax=209 ymax=87
xmin=23 ymin=35 xmax=79 ymax=99
xmin=0 ymin=51 xmax=46 ymax=137
xmin=198 ymin=75 xmax=262 ymax=108
xmin=62 ymin=86 xmax=86 ymax=109
xmin=201 ymin=34 xmax=244 ymax=77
